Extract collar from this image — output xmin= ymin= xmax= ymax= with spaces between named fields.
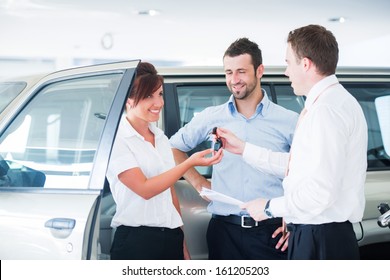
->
xmin=228 ymin=88 xmax=269 ymax=117
xmin=119 ymin=114 xmax=164 ymax=140
xmin=305 ymin=75 xmax=339 ymax=111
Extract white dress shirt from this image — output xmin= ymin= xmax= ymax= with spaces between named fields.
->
xmin=107 ymin=115 xmax=183 ymax=229
xmin=243 ymin=75 xmax=368 ymax=224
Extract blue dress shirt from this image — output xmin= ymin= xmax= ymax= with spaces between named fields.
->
xmin=169 ymin=90 xmax=299 ymax=216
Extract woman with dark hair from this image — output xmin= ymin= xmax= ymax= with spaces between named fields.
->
xmin=106 ymin=62 xmax=223 ymax=260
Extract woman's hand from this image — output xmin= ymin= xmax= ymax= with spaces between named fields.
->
xmin=188 ymin=148 xmax=223 ymax=166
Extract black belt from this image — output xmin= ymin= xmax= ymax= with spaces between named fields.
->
xmin=286 ymin=223 xmax=307 ymax=232
xmin=117 ymin=225 xmax=179 ymax=232
xmin=212 ymin=214 xmax=281 ymax=228
xmin=286 ymin=221 xmax=351 ymax=232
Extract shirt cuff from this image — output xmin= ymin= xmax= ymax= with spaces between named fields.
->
xmin=269 ymin=196 xmax=288 ymax=218
xmin=242 ymin=142 xmax=266 ymax=166
xmin=242 ymin=142 xmax=288 ymax=179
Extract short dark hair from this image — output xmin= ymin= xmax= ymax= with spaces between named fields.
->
xmin=287 ymin=24 xmax=339 ymax=76
xmin=223 ymin=38 xmax=263 ymax=72
xmin=128 ymin=62 xmax=163 ymax=106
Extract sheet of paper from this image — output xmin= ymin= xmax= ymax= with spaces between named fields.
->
xmin=199 ymin=187 xmax=244 ymax=206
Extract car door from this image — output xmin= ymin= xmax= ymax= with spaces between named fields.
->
xmin=0 ymin=60 xmax=138 ymax=259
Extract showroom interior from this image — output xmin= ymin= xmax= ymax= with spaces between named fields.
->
xmin=0 ymin=0 xmax=389 ymax=78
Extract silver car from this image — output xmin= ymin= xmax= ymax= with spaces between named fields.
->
xmin=0 ymin=62 xmax=389 ymax=259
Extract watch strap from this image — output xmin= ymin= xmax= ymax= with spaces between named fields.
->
xmin=264 ymin=199 xmax=273 ymax=218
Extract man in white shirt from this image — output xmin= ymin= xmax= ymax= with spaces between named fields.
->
xmin=216 ymin=24 xmax=368 ymax=259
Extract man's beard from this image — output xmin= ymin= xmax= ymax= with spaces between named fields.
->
xmin=230 ymin=82 xmax=255 ymax=100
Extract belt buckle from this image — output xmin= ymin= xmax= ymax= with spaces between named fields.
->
xmin=241 ymin=215 xmax=257 ymax=228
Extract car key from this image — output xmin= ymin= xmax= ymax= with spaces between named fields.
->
xmin=211 ymin=127 xmax=223 ymax=151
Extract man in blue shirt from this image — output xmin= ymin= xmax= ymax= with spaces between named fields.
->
xmin=170 ymin=38 xmax=298 ymax=260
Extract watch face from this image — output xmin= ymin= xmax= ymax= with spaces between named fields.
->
xmin=264 ymin=200 xmax=273 ymax=218
xmin=265 ymin=209 xmax=272 ymax=218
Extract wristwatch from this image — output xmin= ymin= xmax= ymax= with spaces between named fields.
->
xmin=264 ymin=200 xmax=274 ymax=218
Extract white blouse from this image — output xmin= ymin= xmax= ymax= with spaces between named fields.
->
xmin=106 ymin=115 xmax=183 ymax=229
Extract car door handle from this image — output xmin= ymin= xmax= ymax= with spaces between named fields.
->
xmin=45 ymin=218 xmax=76 ymax=230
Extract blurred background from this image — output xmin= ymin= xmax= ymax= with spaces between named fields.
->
xmin=0 ymin=0 xmax=389 ymax=78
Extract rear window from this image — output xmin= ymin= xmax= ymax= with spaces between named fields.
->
xmin=345 ymin=83 xmax=390 ymax=170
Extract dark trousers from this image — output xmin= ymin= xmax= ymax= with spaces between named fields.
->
xmin=110 ymin=225 xmax=184 ymax=260
xmin=206 ymin=217 xmax=287 ymax=260
xmin=287 ymin=221 xmax=359 ymax=260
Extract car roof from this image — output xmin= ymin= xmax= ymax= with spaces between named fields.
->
xmin=157 ymin=65 xmax=390 ymax=76
xmin=2 ymin=63 xmax=390 ymax=84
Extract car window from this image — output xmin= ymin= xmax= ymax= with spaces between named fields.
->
xmin=375 ymin=95 xmax=390 ymax=157
xmin=0 ymin=82 xmax=27 ymax=113
xmin=0 ymin=74 xmax=122 ymax=189
xmin=274 ymin=84 xmax=305 ymax=113
xmin=345 ymin=84 xmax=390 ymax=170
xmin=177 ymin=85 xmax=231 ymax=128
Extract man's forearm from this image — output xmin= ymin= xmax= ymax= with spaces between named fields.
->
xmin=243 ymin=142 xmax=289 ymax=179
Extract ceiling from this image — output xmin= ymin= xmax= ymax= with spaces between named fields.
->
xmin=0 ymin=0 xmax=389 ymax=73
